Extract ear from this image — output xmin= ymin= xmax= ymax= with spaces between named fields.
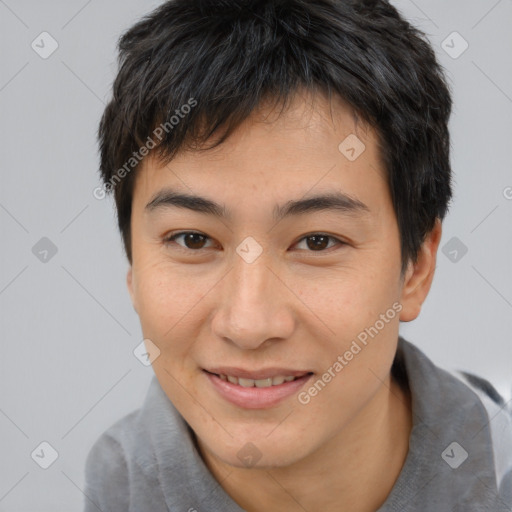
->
xmin=126 ymin=266 xmax=138 ymax=313
xmin=399 ymin=219 xmax=442 ymax=322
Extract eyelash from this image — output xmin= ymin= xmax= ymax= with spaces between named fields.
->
xmin=163 ymin=231 xmax=346 ymax=253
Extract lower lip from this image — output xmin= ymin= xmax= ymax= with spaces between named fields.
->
xmin=204 ymin=371 xmax=313 ymax=409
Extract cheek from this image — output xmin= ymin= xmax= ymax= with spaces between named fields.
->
xmin=297 ymin=287 xmax=401 ymax=429
xmin=133 ymin=263 xmax=220 ymax=354
xmin=301 ymin=263 xmax=400 ymax=333
xmin=298 ymin=263 xmax=401 ymax=394
xmin=134 ymin=266 xmax=190 ymax=342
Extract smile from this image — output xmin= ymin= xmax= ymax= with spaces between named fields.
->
xmin=203 ymin=369 xmax=314 ymax=409
xmin=218 ymin=374 xmax=298 ymax=387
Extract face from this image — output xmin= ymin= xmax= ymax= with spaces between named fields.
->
xmin=127 ymin=90 xmax=426 ymax=469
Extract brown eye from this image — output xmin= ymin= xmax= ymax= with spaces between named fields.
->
xmin=294 ymin=234 xmax=344 ymax=252
xmin=306 ymin=235 xmax=330 ymax=251
xmin=164 ymin=231 xmax=213 ymax=250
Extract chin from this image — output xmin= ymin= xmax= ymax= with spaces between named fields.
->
xmin=200 ymin=432 xmax=310 ymax=470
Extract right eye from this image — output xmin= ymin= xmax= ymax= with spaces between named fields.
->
xmin=163 ymin=231 xmax=216 ymax=251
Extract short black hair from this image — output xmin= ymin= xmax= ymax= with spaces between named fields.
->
xmin=98 ymin=0 xmax=453 ymax=273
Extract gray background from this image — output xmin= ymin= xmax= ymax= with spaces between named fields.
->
xmin=0 ymin=0 xmax=511 ymax=510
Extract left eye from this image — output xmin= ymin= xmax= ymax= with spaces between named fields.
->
xmin=294 ymin=234 xmax=343 ymax=252
xmin=164 ymin=231 xmax=343 ymax=252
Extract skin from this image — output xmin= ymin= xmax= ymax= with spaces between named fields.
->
xmin=127 ymin=88 xmax=442 ymax=512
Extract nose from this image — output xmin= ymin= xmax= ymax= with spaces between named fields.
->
xmin=211 ymin=252 xmax=295 ymax=350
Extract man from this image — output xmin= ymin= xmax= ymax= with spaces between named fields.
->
xmin=84 ymin=0 xmax=512 ymax=510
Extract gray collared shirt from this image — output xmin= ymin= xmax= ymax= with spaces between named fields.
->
xmin=83 ymin=337 xmax=512 ymax=511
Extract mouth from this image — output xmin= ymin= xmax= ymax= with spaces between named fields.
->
xmin=203 ymin=368 xmax=314 ymax=409
xmin=211 ymin=373 xmax=304 ymax=387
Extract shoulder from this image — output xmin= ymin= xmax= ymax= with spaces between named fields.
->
xmin=82 ymin=376 xmax=175 ymax=511
xmin=449 ymin=369 xmax=512 ymax=501
xmin=83 ymin=410 xmax=140 ymax=512
xmin=396 ymin=337 xmax=512 ymax=507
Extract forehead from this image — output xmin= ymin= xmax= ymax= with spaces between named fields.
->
xmin=132 ymin=89 xmax=387 ymax=213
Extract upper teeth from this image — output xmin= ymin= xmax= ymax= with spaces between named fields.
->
xmin=219 ymin=374 xmax=297 ymax=387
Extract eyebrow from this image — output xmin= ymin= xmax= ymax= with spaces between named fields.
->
xmin=145 ymin=188 xmax=370 ymax=222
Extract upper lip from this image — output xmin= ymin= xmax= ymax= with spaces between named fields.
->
xmin=204 ymin=367 xmax=313 ymax=380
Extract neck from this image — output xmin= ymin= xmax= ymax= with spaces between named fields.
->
xmin=197 ymin=373 xmax=412 ymax=512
